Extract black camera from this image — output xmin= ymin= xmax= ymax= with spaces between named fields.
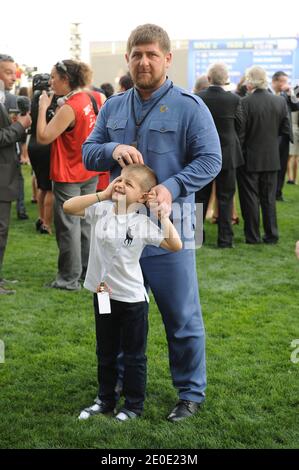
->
xmin=32 ymin=73 xmax=51 ymax=97
xmin=31 ymin=73 xmax=58 ymax=123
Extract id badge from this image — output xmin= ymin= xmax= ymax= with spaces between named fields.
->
xmin=97 ymin=291 xmax=111 ymax=314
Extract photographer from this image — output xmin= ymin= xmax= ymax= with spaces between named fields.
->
xmin=0 ymin=54 xmax=31 ymax=295
xmin=37 ymin=60 xmax=105 ymax=291
xmin=4 ymin=77 xmax=30 ymax=221
xmin=28 ymin=74 xmax=54 ymax=234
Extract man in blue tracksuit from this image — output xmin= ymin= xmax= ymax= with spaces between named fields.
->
xmin=82 ymin=24 xmax=222 ymax=422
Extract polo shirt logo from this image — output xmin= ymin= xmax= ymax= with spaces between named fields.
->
xmin=124 ymin=227 xmax=134 ymax=246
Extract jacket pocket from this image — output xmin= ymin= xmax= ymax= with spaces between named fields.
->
xmin=148 ymin=120 xmax=178 ymax=154
xmin=106 ymin=117 xmax=128 ymax=142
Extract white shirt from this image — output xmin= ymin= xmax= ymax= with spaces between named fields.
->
xmin=83 ymin=201 xmax=164 ymax=302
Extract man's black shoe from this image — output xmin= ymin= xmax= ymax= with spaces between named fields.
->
xmin=167 ymin=400 xmax=200 ymax=422
xmin=263 ymin=238 xmax=278 ymax=245
xmin=17 ymin=212 xmax=29 ymax=220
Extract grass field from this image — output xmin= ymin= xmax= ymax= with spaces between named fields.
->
xmin=0 ymin=164 xmax=298 ymax=449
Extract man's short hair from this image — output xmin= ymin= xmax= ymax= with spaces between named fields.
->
xmin=123 ymin=164 xmax=157 ymax=192
xmin=127 ymin=24 xmax=171 ymax=55
xmin=245 ymin=66 xmax=268 ymax=90
xmin=272 ymin=71 xmax=288 ymax=81
xmin=207 ymin=63 xmax=229 ymax=86
xmin=193 ymin=75 xmax=209 ymax=94
xmin=0 ymin=54 xmax=14 ymax=63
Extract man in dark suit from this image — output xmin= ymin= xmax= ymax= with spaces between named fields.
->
xmin=237 ymin=66 xmax=289 ymax=245
xmin=0 ymin=54 xmax=31 ymax=294
xmin=196 ymin=63 xmax=244 ymax=248
xmin=271 ymin=71 xmax=299 ymax=201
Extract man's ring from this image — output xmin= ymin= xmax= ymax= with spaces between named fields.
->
xmin=117 ymin=156 xmax=123 ymax=161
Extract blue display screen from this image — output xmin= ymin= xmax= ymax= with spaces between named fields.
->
xmin=188 ymin=37 xmax=299 ymax=90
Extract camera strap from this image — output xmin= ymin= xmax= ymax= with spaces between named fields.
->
xmin=87 ymin=93 xmax=99 ymax=115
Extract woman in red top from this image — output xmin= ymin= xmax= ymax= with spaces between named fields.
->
xmin=37 ymin=60 xmax=106 ymax=290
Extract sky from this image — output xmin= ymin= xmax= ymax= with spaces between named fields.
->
xmin=1 ymin=0 xmax=299 ymax=72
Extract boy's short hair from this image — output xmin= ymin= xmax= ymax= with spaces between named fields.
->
xmin=123 ymin=164 xmax=157 ymax=192
xmin=127 ymin=24 xmax=171 ymax=55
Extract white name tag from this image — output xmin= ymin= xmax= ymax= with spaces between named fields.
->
xmin=97 ymin=291 xmax=111 ymax=314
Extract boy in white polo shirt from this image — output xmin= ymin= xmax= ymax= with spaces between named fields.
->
xmin=63 ymin=164 xmax=182 ymax=421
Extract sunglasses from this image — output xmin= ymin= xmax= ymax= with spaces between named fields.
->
xmin=55 ymin=61 xmax=69 ymax=75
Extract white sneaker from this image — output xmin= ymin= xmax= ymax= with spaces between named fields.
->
xmin=78 ymin=398 xmax=115 ymax=420
xmin=115 ymin=409 xmax=139 ymax=422
xmin=79 ymin=403 xmax=101 ymax=420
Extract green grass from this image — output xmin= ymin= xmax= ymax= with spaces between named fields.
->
xmin=0 ymin=165 xmax=298 ymax=449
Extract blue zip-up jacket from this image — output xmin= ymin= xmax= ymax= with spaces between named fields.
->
xmin=82 ymin=79 xmax=222 ymax=255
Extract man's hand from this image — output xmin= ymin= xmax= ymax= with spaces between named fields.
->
xmin=295 ymin=241 xmax=299 ymax=260
xmin=112 ymin=144 xmax=144 ymax=168
xmin=147 ymin=184 xmax=172 ymax=219
xmin=16 ymin=113 xmax=31 ymax=130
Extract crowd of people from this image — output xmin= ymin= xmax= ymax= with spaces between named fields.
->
xmin=194 ymin=64 xmax=299 ymax=247
xmin=1 ymin=23 xmax=299 ymax=423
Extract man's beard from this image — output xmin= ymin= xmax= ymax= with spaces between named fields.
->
xmin=135 ymin=73 xmax=162 ymax=91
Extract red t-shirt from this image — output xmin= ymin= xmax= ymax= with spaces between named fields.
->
xmin=96 ymin=172 xmax=110 ymax=191
xmin=50 ymin=91 xmax=102 ymax=183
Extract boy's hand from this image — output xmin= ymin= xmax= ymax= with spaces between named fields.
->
xmin=148 ymin=201 xmax=171 ymax=220
xmin=147 ymin=187 xmax=171 ymax=219
xmin=96 ymin=282 xmax=112 ymax=294
xmin=101 ymin=177 xmax=121 ymax=200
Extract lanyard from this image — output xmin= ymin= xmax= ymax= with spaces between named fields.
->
xmin=131 ymin=81 xmax=173 ymax=129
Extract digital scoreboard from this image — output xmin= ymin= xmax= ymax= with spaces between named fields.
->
xmin=188 ymin=37 xmax=299 ymax=90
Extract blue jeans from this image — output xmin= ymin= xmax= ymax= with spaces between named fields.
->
xmin=140 ymin=249 xmax=206 ymax=403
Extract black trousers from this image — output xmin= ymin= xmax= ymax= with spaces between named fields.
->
xmin=16 ymin=165 xmax=26 ymax=215
xmin=276 ymin=135 xmax=290 ymax=198
xmin=195 ymin=168 xmax=236 ymax=247
xmin=237 ymin=167 xmax=278 ymax=244
xmin=0 ymin=201 xmax=12 ymax=277
xmin=93 ymin=295 xmax=148 ymax=414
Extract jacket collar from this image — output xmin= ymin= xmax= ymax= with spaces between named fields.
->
xmin=207 ymin=85 xmax=226 ymax=93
